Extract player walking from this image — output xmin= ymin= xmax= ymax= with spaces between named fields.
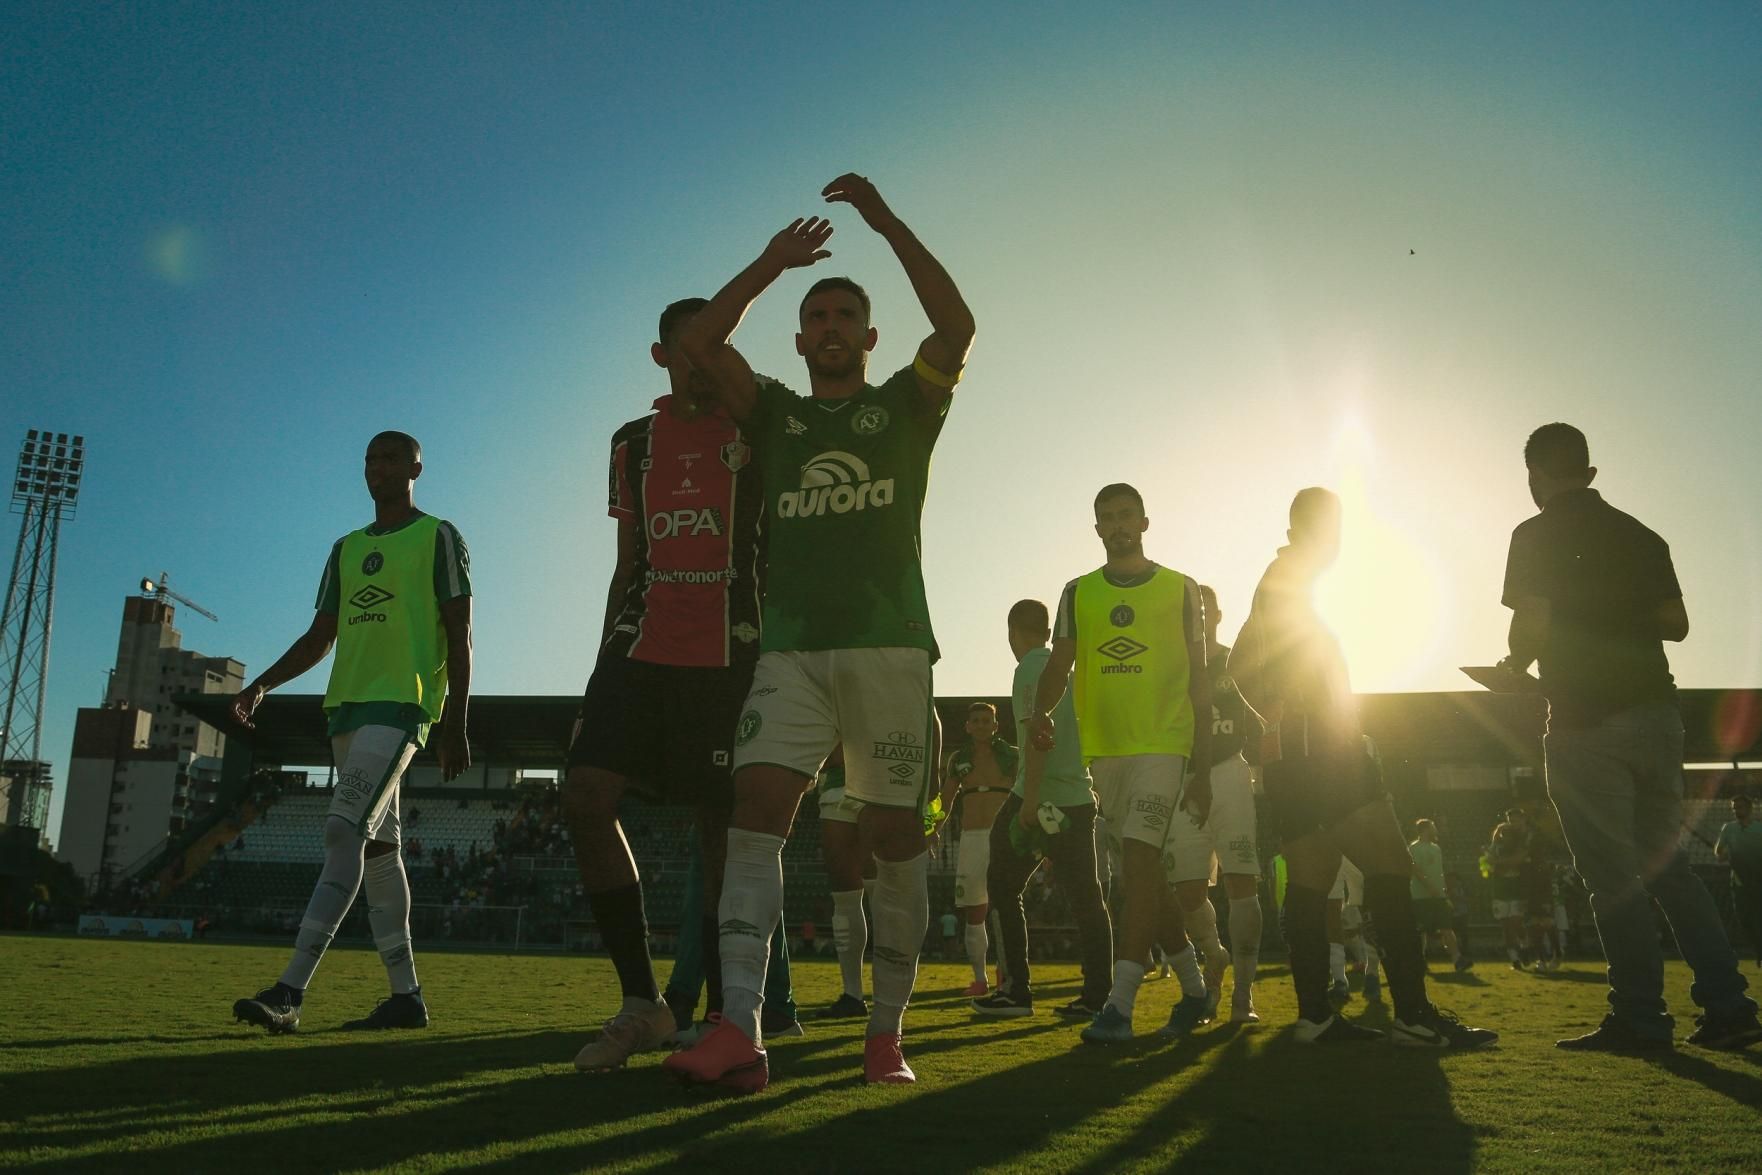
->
xmin=665 ymin=174 xmax=974 ymax=1091
xmin=563 ymin=298 xmax=768 ymax=1072
xmin=232 ymin=431 xmax=471 ymax=1033
xmin=945 ymin=702 xmax=1018 ymax=996
xmin=1165 ymin=584 xmax=1265 ymax=1024
xmin=1231 ymin=487 xmax=1495 ymax=1046
xmin=1029 ymin=483 xmax=1212 ymax=1045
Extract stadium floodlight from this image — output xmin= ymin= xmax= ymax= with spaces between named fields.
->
xmin=12 ymin=430 xmax=84 ymax=515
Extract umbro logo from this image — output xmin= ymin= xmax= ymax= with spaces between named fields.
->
xmin=786 ymin=416 xmax=807 ymax=435
xmin=350 ymin=585 xmax=395 ymax=610
xmin=1098 ymin=636 xmax=1148 ymax=662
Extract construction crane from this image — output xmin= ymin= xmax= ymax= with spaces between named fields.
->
xmin=139 ymin=572 xmax=219 ymax=623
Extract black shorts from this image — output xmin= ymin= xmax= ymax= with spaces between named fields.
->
xmin=1261 ymin=749 xmax=1388 ymax=844
xmin=565 ymin=656 xmax=753 ymax=810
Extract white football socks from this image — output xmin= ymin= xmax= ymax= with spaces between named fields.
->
xmin=965 ymin=921 xmax=989 ymax=985
xmin=830 ymin=888 xmax=867 ymax=1000
xmin=1186 ymin=897 xmax=1224 ymax=969
xmin=280 ymin=816 xmax=366 ymax=991
xmin=1169 ymin=945 xmax=1206 ymax=1000
xmin=363 ymin=849 xmax=418 ymax=994
xmin=718 ymin=828 xmax=786 ymax=1043
xmin=1229 ymin=895 xmax=1263 ymax=997
xmin=1330 ymin=942 xmax=1348 ymax=986
xmin=868 ymin=852 xmax=928 ymax=1038
xmin=1108 ymin=959 xmax=1147 ymax=1018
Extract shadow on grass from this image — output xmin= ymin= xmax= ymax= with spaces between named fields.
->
xmin=1642 ymin=1048 xmax=1762 ymax=1106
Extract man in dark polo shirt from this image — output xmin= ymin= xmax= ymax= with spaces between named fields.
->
xmin=1499 ymin=422 xmax=1760 ymax=1051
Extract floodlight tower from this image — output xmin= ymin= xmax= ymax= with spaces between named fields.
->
xmin=0 ymin=430 xmax=84 ymax=830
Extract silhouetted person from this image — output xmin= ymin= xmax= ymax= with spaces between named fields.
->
xmin=1499 ymin=422 xmax=1760 ymax=1050
xmin=1714 ymin=791 xmax=1762 ymax=968
xmin=1232 ymin=487 xmax=1495 ymax=1047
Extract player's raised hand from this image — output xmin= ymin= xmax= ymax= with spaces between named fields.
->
xmin=762 ymin=217 xmax=834 ymax=270
xmin=823 ymin=174 xmax=899 ymax=234
xmin=230 ymin=684 xmax=264 ymax=730
xmin=1027 ymin=712 xmax=1056 ymax=752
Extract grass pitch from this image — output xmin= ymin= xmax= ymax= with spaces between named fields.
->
xmin=3 ymin=936 xmax=1761 ymax=1173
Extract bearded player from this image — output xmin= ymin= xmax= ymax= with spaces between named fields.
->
xmin=665 ymin=174 xmax=973 ymax=1091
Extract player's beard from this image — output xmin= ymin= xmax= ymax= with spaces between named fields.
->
xmin=811 ymin=345 xmax=865 ymax=382
xmin=1103 ymin=532 xmax=1142 ymax=560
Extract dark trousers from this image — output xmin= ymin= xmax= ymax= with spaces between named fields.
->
xmin=987 ymin=794 xmax=1113 ymax=1006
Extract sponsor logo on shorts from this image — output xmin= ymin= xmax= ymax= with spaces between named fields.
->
xmin=1110 ymin=604 xmax=1134 ymax=627
xmin=1229 ymin=835 xmax=1255 ymax=862
xmin=735 ymin=710 xmax=762 ymax=745
xmin=648 ymin=507 xmax=724 ymax=540
xmin=347 ymin=584 xmax=395 ymax=626
xmin=1135 ymin=795 xmax=1170 ymax=830
xmin=851 ymin=405 xmax=890 ymax=435
xmin=1097 ymin=635 xmax=1148 ymax=674
xmin=776 ymin=451 xmax=895 ymax=518
xmin=362 ymin=552 xmax=384 ymax=576
xmin=336 ymin=767 xmax=370 ymax=805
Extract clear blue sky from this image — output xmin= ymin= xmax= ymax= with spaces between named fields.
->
xmin=6 ymin=2 xmax=1760 ymax=848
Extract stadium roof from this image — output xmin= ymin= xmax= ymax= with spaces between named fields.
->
xmin=177 ymin=688 xmax=1761 ymax=771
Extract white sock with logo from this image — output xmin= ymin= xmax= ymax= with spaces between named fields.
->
xmin=1330 ymin=942 xmax=1348 ymax=986
xmin=1229 ymin=895 xmax=1263 ymax=998
xmin=830 ymin=888 xmax=867 ymax=1000
xmin=965 ymin=921 xmax=989 ymax=985
xmin=868 ymin=852 xmax=928 ymax=1038
xmin=280 ymin=817 xmax=366 ymax=991
xmin=718 ymin=828 xmax=786 ymax=1043
xmin=363 ymin=849 xmax=419 ymax=994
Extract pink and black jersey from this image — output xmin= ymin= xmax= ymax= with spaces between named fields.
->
xmin=603 ymin=397 xmax=764 ymax=667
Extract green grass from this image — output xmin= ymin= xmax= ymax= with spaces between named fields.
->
xmin=3 ymin=936 xmax=1761 ymax=1173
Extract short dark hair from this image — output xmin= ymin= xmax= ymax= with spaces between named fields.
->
xmin=1413 ymin=818 xmax=1435 ymax=836
xmin=1008 ymin=598 xmax=1049 ymax=633
xmin=1289 ymin=486 xmax=1339 ymax=531
xmin=1094 ymin=483 xmax=1144 ymax=514
xmin=967 ymin=701 xmax=997 ymax=719
xmin=1735 ymin=794 xmax=1753 ymax=810
xmin=800 ymin=277 xmax=871 ymax=323
xmin=658 ymin=297 xmax=709 ymax=346
xmin=369 ymin=431 xmax=421 ymax=463
xmin=1524 ymin=423 xmax=1590 ymax=477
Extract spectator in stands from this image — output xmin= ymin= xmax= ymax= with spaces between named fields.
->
xmin=1498 ymin=422 xmax=1759 ymax=1049
xmin=1715 ymin=792 xmax=1762 ymax=968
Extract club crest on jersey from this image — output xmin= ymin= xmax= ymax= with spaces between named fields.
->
xmin=776 ymin=451 xmax=896 ymax=518
xmin=1110 ymin=604 xmax=1134 ymax=627
xmin=720 ymin=440 xmax=751 ymax=472
xmin=361 ymin=552 xmax=384 ymax=576
xmin=850 ymin=404 xmax=890 ymax=436
xmin=735 ymin=710 xmax=762 ymax=745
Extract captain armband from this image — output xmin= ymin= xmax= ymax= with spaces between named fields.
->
xmin=913 ymin=351 xmax=963 ymax=390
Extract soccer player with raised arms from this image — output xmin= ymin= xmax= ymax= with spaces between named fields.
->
xmin=665 ymin=173 xmax=973 ymax=1091
xmin=231 ymin=431 xmax=471 ymax=1033
xmin=1029 ymin=483 xmax=1213 ymax=1044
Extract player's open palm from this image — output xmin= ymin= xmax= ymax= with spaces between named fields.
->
xmin=764 ymin=217 xmax=834 ymax=270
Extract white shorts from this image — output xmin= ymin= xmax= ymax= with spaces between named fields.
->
xmin=817 ymin=783 xmax=864 ymax=825
xmin=1329 ymin=858 xmax=1363 ymax=905
xmin=1553 ymin=904 xmax=1569 ymax=932
xmin=956 ymin=830 xmax=991 ymax=908
xmin=1165 ymin=754 xmax=1260 ymax=884
xmin=734 ymin=648 xmax=935 ymax=810
xmin=1090 ymin=754 xmax=1184 ymax=854
xmin=328 ymin=725 xmax=418 ymax=844
xmin=1491 ymin=898 xmax=1527 ymax=921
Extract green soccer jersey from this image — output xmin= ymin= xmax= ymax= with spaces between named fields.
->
xmin=1012 ymin=646 xmax=1094 ymax=808
xmin=1409 ymin=839 xmax=1446 ymax=900
xmin=747 ymin=367 xmax=946 ymax=655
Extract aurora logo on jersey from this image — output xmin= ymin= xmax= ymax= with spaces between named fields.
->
xmin=1097 ymin=635 xmax=1148 ymax=674
xmin=776 ymin=451 xmax=896 ymax=518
